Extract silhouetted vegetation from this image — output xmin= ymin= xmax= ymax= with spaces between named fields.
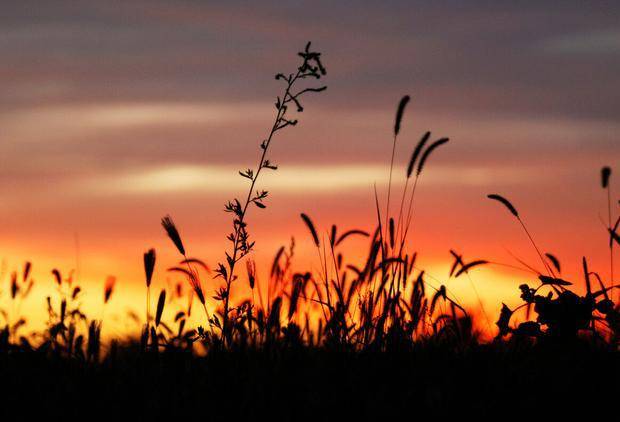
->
xmin=0 ymin=43 xmax=618 ymax=417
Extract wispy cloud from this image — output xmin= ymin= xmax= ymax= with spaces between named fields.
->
xmin=1 ymin=102 xmax=268 ymax=141
xmin=539 ymin=29 xmax=620 ymax=54
xmin=76 ymin=163 xmax=544 ymax=196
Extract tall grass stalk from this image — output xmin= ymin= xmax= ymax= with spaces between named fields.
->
xmin=601 ymin=166 xmax=614 ymax=299
xmin=385 ymin=95 xmax=410 ymax=242
xmin=487 ymin=194 xmax=554 ymax=277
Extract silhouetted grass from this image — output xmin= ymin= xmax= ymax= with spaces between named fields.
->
xmin=0 ymin=42 xmax=618 ymax=417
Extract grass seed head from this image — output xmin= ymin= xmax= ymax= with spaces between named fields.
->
xmin=601 ymin=166 xmax=611 ymax=188
xmin=104 ymin=276 xmax=116 ymax=304
xmin=300 ymin=213 xmax=320 ymax=247
xmin=143 ymin=248 xmax=156 ymax=288
xmin=161 ymin=215 xmax=186 ymax=256
xmin=394 ymin=95 xmax=410 ymax=136
xmin=487 ymin=194 xmax=519 ymax=218
xmin=155 ymin=289 xmax=166 ymax=327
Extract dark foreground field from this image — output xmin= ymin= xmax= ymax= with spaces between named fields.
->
xmin=2 ymin=341 xmax=617 ymax=419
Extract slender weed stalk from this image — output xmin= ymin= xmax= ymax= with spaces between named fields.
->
xmin=601 ymin=166 xmax=614 ymax=297
xmin=161 ymin=215 xmax=215 ymax=337
xmin=399 ymin=136 xmax=449 ymax=251
xmin=215 ymin=42 xmax=327 ymax=343
xmin=487 ymin=194 xmax=554 ymax=277
xmin=385 ymin=95 xmax=410 ymax=241
xmin=395 ymin=131 xmax=430 ymax=242
xmin=155 ymin=289 xmax=166 ymax=328
xmin=144 ymin=248 xmax=156 ymax=326
xmin=449 ymin=250 xmax=492 ymax=332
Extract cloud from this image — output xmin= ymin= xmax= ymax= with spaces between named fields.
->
xmin=539 ymin=29 xmax=620 ymax=55
xmin=3 ymin=101 xmax=266 ymax=129
xmin=75 ymin=163 xmax=544 ymax=197
xmin=0 ymin=101 xmax=269 ymax=143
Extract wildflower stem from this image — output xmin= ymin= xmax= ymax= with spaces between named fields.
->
xmin=222 ymin=68 xmax=304 ymax=343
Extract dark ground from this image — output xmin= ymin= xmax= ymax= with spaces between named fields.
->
xmin=1 ymin=340 xmax=617 ymax=419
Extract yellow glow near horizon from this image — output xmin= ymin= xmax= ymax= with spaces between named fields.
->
xmin=0 ymin=245 xmax=552 ymax=345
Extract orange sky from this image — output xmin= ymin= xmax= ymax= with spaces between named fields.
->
xmin=1 ymin=1 xmax=619 ymax=337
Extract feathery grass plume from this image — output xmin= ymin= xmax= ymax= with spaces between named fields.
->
xmin=149 ymin=326 xmax=158 ymax=350
xmin=545 ymin=253 xmax=561 ymax=274
xmin=60 ymin=298 xmax=66 ymax=322
xmin=103 ymin=276 xmax=116 ymax=304
xmin=161 ymin=215 xmax=185 ymax=256
xmin=610 ymin=217 xmax=620 ymax=247
xmin=179 ymin=258 xmax=210 ymax=273
xmin=601 ymin=166 xmax=614 ymax=296
xmin=140 ymin=324 xmax=150 ymax=353
xmin=487 ymin=193 xmax=555 ymax=277
xmin=449 ymin=250 xmax=463 ymax=277
xmin=23 ymin=261 xmax=31 ymax=282
xmin=10 ymin=272 xmax=18 ymax=299
xmin=87 ymin=321 xmax=101 ymax=362
xmin=271 ymin=246 xmax=285 ymax=278
xmin=394 ymin=95 xmax=410 ymax=136
xmin=300 ymin=213 xmax=320 ymax=247
xmin=372 ymin=184 xmax=388 ymax=277
xmin=167 ymin=267 xmax=206 ymax=306
xmin=143 ymin=249 xmax=156 ymax=287
xmin=267 ymin=296 xmax=283 ymax=332
xmin=246 ymin=259 xmax=256 ymax=290
xmin=155 ymin=289 xmax=166 ymax=327
xmin=396 ymin=131 xmax=431 ymax=245
xmin=487 ymin=194 xmax=519 ymax=217
xmin=72 ymin=287 xmax=81 ymax=300
xmin=398 ymin=135 xmax=450 ymax=249
xmin=454 ymin=260 xmax=489 ymax=278
xmin=430 ymin=285 xmax=447 ymax=315
xmin=22 ymin=280 xmax=34 ymax=299
xmin=388 ymin=217 xmax=395 ymax=249
xmin=385 ymin=95 xmax=410 ymax=242
xmin=407 ymin=131 xmax=431 ymax=178
xmin=335 ymin=229 xmax=369 ymax=246
xmin=52 ymin=269 xmax=62 ymax=286
xmin=330 ymin=225 xmax=337 ymax=247
xmin=171 ymin=265 xmax=214 ymax=336
xmin=416 ymin=137 xmax=449 ymax=176
xmin=601 ymin=166 xmax=611 ymax=188
xmin=288 ymin=273 xmax=304 ymax=320
xmin=582 ymin=257 xmax=592 ymax=296
xmin=144 ymin=248 xmax=156 ymax=325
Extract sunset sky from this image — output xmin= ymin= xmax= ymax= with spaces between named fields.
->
xmin=1 ymin=1 xmax=618 ymax=334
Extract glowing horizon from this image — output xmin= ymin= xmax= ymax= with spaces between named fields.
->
xmin=1 ymin=2 xmax=618 ymax=340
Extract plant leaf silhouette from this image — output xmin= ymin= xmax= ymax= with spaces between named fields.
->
xmin=454 ymin=260 xmax=489 ymax=278
xmin=300 ymin=213 xmax=320 ymax=247
xmin=539 ymin=275 xmax=572 ymax=286
xmin=487 ymin=194 xmax=519 ymax=218
xmin=545 ymin=253 xmax=561 ymax=274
